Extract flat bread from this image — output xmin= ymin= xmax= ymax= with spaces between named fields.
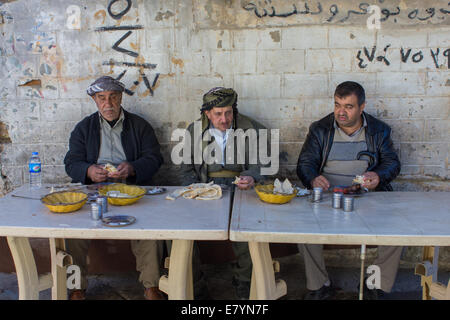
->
xmin=166 ymin=182 xmax=222 ymax=201
xmin=353 ymin=175 xmax=365 ymax=185
xmin=196 ymin=185 xmax=222 ymax=200
xmin=282 ymin=179 xmax=294 ymax=194
xmin=166 ymin=187 xmax=190 ymax=200
xmin=104 ymin=163 xmax=118 ymax=173
xmin=273 ymin=178 xmax=294 ymax=195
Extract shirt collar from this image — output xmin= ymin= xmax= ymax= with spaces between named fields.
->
xmin=210 ymin=122 xmax=232 ymax=137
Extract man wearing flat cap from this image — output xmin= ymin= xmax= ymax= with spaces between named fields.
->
xmin=64 ymin=76 xmax=165 ymax=300
xmin=181 ymin=87 xmax=268 ymax=299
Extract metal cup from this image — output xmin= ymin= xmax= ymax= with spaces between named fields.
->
xmin=312 ymin=187 xmax=323 ymax=202
xmin=343 ymin=196 xmax=354 ymax=212
xmin=97 ymin=196 xmax=108 ymax=214
xmin=91 ymin=203 xmax=102 ymax=220
xmin=332 ymin=192 xmax=343 ymax=209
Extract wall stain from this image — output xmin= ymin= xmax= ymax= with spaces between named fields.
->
xmin=18 ymin=79 xmax=41 ymax=87
xmin=155 ymin=10 xmax=174 ymax=21
xmin=269 ymin=30 xmax=280 ymax=42
xmin=130 ymin=42 xmax=139 ymax=51
xmin=0 ymin=122 xmax=11 ymax=145
xmin=177 ymin=121 xmax=187 ymax=129
xmin=94 ymin=10 xmax=106 ymax=24
xmin=171 ymin=57 xmax=184 ymax=68
xmin=39 ymin=63 xmax=52 ymax=75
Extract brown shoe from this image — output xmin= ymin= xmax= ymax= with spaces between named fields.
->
xmin=144 ymin=287 xmax=166 ymax=300
xmin=69 ymin=289 xmax=86 ymax=300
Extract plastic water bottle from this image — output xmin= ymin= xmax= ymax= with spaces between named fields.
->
xmin=29 ymin=152 xmax=42 ymax=189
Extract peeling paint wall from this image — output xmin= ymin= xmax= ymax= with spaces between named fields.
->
xmin=0 ymin=0 xmax=448 ymax=192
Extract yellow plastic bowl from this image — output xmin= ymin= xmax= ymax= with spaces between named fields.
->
xmin=255 ymin=184 xmax=296 ymax=204
xmin=41 ymin=191 xmax=88 ymax=213
xmin=98 ymin=183 xmax=146 ymax=206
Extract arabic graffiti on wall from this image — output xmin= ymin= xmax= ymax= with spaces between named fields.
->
xmin=96 ymin=0 xmax=160 ymax=96
xmin=243 ymin=1 xmax=450 ymax=24
xmin=356 ymin=45 xmax=450 ymax=69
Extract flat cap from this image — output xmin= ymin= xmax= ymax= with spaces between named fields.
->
xmin=87 ymin=76 xmax=125 ymax=96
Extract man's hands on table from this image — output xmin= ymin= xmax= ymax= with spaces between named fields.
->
xmin=361 ymin=171 xmax=379 ymax=190
xmin=87 ymin=162 xmax=135 ymax=183
xmin=87 ymin=164 xmax=108 ymax=183
xmin=311 ymin=172 xmax=380 ymax=191
xmin=108 ymin=162 xmax=135 ymax=180
xmin=311 ymin=175 xmax=330 ymax=191
xmin=236 ymin=176 xmax=255 ymax=190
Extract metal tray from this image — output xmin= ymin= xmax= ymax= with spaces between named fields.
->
xmin=102 ymin=215 xmax=136 ymax=227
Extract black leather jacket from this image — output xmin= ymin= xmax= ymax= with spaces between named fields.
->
xmin=297 ymin=112 xmax=400 ymax=191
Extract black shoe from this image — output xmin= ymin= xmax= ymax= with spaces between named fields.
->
xmin=304 ymin=284 xmax=336 ymax=300
xmin=194 ymin=284 xmax=211 ymax=300
xmin=232 ymin=276 xmax=250 ymax=300
xmin=360 ymin=281 xmax=384 ymax=300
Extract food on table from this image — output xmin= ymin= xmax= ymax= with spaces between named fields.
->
xmin=166 ymin=182 xmax=222 ymax=201
xmin=273 ymin=178 xmax=294 ymax=195
xmin=106 ymin=191 xmax=131 ymax=198
xmin=333 ymin=184 xmax=362 ymax=194
xmin=232 ymin=176 xmax=241 ymax=185
xmin=352 ymin=175 xmax=365 ymax=185
xmin=255 ymin=182 xmax=296 ymax=204
xmin=104 ymin=163 xmax=118 ymax=173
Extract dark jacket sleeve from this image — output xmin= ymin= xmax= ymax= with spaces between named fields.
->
xmin=373 ymin=127 xmax=401 ymax=189
xmin=296 ymin=122 xmax=323 ymax=189
xmin=64 ymin=121 xmax=93 ymax=184
xmin=127 ymin=119 xmax=163 ymax=185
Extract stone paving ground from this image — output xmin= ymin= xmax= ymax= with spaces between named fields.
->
xmin=1 ymin=253 xmax=449 ymax=300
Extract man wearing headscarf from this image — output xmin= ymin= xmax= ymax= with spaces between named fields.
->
xmin=180 ymin=87 xmax=269 ymax=299
xmin=64 ymin=76 xmax=165 ymax=300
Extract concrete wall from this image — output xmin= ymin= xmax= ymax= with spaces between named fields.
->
xmin=0 ymin=0 xmax=449 ymax=190
xmin=0 ymin=1 xmax=449 ymax=268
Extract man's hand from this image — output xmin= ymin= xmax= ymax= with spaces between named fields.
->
xmin=236 ymin=176 xmax=255 ymax=190
xmin=311 ymin=175 xmax=330 ymax=191
xmin=87 ymin=164 xmax=108 ymax=183
xmin=108 ymin=161 xmax=135 ymax=180
xmin=362 ymin=171 xmax=380 ymax=190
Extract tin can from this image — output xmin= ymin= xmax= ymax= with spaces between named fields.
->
xmin=343 ymin=196 xmax=354 ymax=212
xmin=332 ymin=192 xmax=343 ymax=209
xmin=90 ymin=203 xmax=102 ymax=220
xmin=312 ymin=187 xmax=323 ymax=202
xmin=97 ymin=196 xmax=108 ymax=214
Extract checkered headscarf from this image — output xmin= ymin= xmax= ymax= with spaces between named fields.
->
xmin=200 ymin=87 xmax=238 ymax=112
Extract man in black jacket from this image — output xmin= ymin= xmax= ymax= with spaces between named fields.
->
xmin=297 ymin=81 xmax=401 ymax=300
xmin=64 ymin=76 xmax=165 ymax=300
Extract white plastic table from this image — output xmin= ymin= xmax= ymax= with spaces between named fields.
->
xmin=0 ymin=185 xmax=231 ymax=300
xmin=230 ymin=190 xmax=450 ymax=300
